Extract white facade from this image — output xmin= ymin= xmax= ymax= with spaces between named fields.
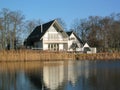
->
xmin=36 ymin=22 xmax=68 ymax=51
xmin=68 ymin=33 xmax=83 ymax=51
xmin=82 ymin=43 xmax=97 ymax=53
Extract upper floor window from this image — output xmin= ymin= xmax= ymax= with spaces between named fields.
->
xmin=69 ymin=37 xmax=75 ymax=40
xmin=48 ymin=34 xmax=59 ymax=40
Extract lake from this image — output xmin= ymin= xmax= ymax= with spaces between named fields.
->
xmin=0 ymin=60 xmax=120 ymax=90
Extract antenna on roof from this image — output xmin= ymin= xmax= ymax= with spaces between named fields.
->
xmin=41 ymin=24 xmax=42 ymax=33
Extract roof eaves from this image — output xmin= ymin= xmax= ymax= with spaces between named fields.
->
xmin=72 ymin=32 xmax=84 ymax=44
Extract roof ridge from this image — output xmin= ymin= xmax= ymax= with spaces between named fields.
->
xmin=37 ymin=19 xmax=55 ymax=27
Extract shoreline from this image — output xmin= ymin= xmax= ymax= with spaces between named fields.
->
xmin=0 ymin=50 xmax=120 ymax=61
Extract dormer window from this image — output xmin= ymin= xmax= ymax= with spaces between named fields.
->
xmin=70 ymin=37 xmax=75 ymax=40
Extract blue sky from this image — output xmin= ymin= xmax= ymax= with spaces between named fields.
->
xmin=0 ymin=0 xmax=120 ymax=29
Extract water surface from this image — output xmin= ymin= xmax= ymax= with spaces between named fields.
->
xmin=0 ymin=60 xmax=120 ymax=90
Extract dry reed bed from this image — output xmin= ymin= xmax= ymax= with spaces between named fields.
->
xmin=75 ymin=53 xmax=120 ymax=60
xmin=0 ymin=50 xmax=120 ymax=61
xmin=0 ymin=50 xmax=75 ymax=61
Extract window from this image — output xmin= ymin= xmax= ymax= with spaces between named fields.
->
xmin=48 ymin=44 xmax=59 ymax=51
xmin=70 ymin=37 xmax=75 ymax=40
xmin=48 ymin=34 xmax=59 ymax=40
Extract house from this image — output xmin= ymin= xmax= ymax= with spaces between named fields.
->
xmin=66 ymin=31 xmax=83 ymax=51
xmin=82 ymin=43 xmax=97 ymax=53
xmin=25 ymin=20 xmax=68 ymax=51
xmin=24 ymin=19 xmax=96 ymax=53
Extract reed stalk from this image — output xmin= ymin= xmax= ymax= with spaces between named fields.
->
xmin=0 ymin=50 xmax=120 ymax=61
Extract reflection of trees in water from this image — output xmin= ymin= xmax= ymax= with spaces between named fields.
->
xmin=27 ymin=72 xmax=43 ymax=90
xmin=98 ymin=68 xmax=120 ymax=90
xmin=0 ymin=70 xmax=44 ymax=90
xmin=81 ymin=61 xmax=120 ymax=90
xmin=0 ymin=71 xmax=17 ymax=90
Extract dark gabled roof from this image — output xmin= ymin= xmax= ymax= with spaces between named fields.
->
xmin=66 ymin=31 xmax=73 ymax=36
xmin=66 ymin=31 xmax=84 ymax=44
xmin=27 ymin=20 xmax=55 ymax=42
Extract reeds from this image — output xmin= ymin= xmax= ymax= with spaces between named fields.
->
xmin=0 ymin=50 xmax=75 ymax=62
xmin=75 ymin=53 xmax=120 ymax=60
xmin=0 ymin=50 xmax=120 ymax=62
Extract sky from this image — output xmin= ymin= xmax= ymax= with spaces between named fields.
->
xmin=0 ymin=0 xmax=120 ymax=29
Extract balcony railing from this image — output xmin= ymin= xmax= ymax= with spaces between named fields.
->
xmin=43 ymin=38 xmax=68 ymax=43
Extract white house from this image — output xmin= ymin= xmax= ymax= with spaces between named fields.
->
xmin=25 ymin=19 xmax=96 ymax=53
xmin=82 ymin=43 xmax=97 ymax=53
xmin=25 ymin=20 xmax=68 ymax=51
xmin=66 ymin=31 xmax=83 ymax=52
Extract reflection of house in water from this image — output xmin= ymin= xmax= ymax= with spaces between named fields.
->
xmin=42 ymin=61 xmax=84 ymax=89
xmin=43 ymin=61 xmax=64 ymax=90
xmin=67 ymin=60 xmax=90 ymax=85
xmin=0 ymin=61 xmax=91 ymax=90
xmin=1 ymin=61 xmax=119 ymax=90
xmin=83 ymin=60 xmax=90 ymax=79
xmin=26 ymin=61 xmax=84 ymax=90
xmin=24 ymin=61 xmax=65 ymax=90
xmin=24 ymin=61 xmax=82 ymax=90
xmin=67 ymin=60 xmax=80 ymax=85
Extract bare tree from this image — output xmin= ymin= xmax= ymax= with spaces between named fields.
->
xmin=9 ymin=10 xmax=25 ymax=49
xmin=0 ymin=8 xmax=25 ymax=50
xmin=0 ymin=8 xmax=11 ymax=49
xmin=0 ymin=18 xmax=3 ymax=49
xmin=70 ymin=14 xmax=120 ymax=52
xmin=70 ymin=18 xmax=81 ymax=36
xmin=56 ymin=18 xmax=67 ymax=31
xmin=24 ymin=19 xmax=43 ymax=38
xmin=70 ymin=18 xmax=90 ymax=43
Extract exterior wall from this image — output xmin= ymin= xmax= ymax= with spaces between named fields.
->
xmin=68 ymin=33 xmax=74 ymax=51
xmin=34 ymin=41 xmax=42 ymax=48
xmin=42 ymin=25 xmax=68 ymax=51
xmin=43 ymin=26 xmax=64 ymax=41
xmin=82 ymin=43 xmax=97 ymax=53
xmin=59 ymin=44 xmax=63 ymax=50
xmin=43 ymin=43 xmax=48 ymax=50
xmin=90 ymin=48 xmax=97 ymax=53
xmin=33 ymin=40 xmax=43 ymax=50
xmin=63 ymin=43 xmax=68 ymax=51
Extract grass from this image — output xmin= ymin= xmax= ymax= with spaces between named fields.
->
xmin=0 ymin=50 xmax=120 ymax=62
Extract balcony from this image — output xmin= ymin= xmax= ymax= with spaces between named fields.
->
xmin=43 ymin=38 xmax=68 ymax=44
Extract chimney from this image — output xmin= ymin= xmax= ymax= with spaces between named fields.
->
xmin=41 ymin=24 xmax=43 ymax=33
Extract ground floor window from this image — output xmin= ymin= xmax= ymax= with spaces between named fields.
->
xmin=48 ymin=43 xmax=59 ymax=51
